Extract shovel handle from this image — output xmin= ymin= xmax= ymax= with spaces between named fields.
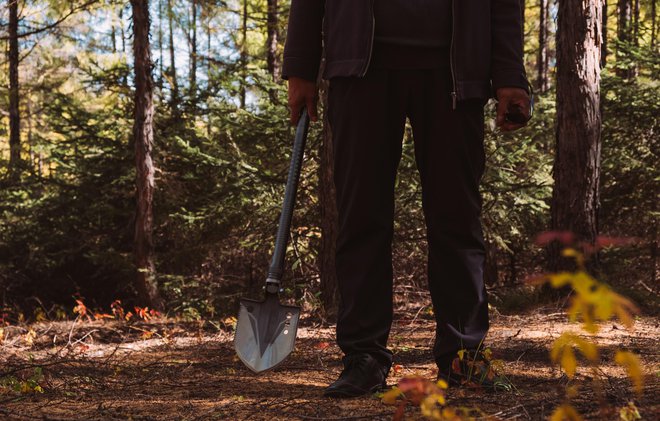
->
xmin=266 ymin=109 xmax=310 ymax=291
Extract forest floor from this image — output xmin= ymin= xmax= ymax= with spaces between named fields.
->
xmin=0 ymin=298 xmax=658 ymax=421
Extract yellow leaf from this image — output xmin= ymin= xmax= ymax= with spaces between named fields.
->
xmin=548 ymin=272 xmax=573 ymax=288
xmin=614 ymin=351 xmax=643 ymax=395
xmin=436 ymin=379 xmax=448 ymax=389
xmin=457 ymin=349 xmax=466 ymax=360
xmin=561 ymin=347 xmax=577 ymax=378
xmin=381 ymin=386 xmax=402 ymax=405
xmin=483 ymin=348 xmax=493 ymax=361
xmin=619 ymin=402 xmax=641 ymax=421
xmin=577 ymin=339 xmax=598 ymax=362
xmin=550 ymin=404 xmax=584 ymax=421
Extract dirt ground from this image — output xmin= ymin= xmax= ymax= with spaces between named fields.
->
xmin=0 ymin=303 xmax=658 ymax=421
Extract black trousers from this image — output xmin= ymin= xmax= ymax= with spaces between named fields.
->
xmin=327 ymin=61 xmax=490 ymax=372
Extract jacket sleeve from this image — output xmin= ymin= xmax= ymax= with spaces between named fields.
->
xmin=281 ymin=0 xmax=326 ymax=82
xmin=490 ymin=0 xmax=530 ymax=93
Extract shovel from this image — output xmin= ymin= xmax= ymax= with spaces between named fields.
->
xmin=234 ymin=109 xmax=310 ymax=373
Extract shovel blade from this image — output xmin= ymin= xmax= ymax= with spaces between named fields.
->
xmin=234 ymin=294 xmax=300 ymax=373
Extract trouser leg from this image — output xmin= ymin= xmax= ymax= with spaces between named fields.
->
xmin=406 ymin=67 xmax=490 ymax=370
xmin=327 ymin=69 xmax=406 ymax=370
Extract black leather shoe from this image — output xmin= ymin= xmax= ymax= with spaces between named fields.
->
xmin=323 ymin=353 xmax=388 ymax=398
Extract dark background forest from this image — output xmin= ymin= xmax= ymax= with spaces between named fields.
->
xmin=0 ymin=0 xmax=658 ymax=324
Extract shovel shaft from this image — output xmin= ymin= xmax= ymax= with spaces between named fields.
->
xmin=266 ymin=109 xmax=310 ymax=288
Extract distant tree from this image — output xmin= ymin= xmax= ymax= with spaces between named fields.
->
xmin=189 ymin=0 xmax=198 ymax=106
xmin=130 ymin=0 xmax=164 ymax=310
xmin=167 ymin=0 xmax=179 ymax=112
xmin=266 ymin=0 xmax=280 ymax=80
xmin=240 ymin=0 xmax=248 ymax=108
xmin=550 ymin=0 xmax=603 ymax=270
xmin=617 ymin=0 xmax=637 ymax=78
xmin=538 ymin=0 xmax=550 ymax=92
xmin=7 ymin=0 xmax=21 ymax=182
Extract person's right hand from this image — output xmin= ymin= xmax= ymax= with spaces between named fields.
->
xmin=287 ymin=77 xmax=319 ymax=125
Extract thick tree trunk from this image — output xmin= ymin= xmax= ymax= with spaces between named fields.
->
xmin=8 ymin=0 xmax=21 ymax=182
xmin=167 ymin=0 xmax=179 ymax=113
xmin=318 ymin=77 xmax=338 ymax=320
xmin=266 ymin=0 xmax=280 ymax=80
xmin=537 ymin=0 xmax=550 ymax=92
xmin=550 ymin=0 xmax=602 ymax=270
xmin=130 ymin=0 xmax=164 ymax=310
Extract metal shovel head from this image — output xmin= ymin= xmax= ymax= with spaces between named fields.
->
xmin=234 ymin=293 xmax=300 ymax=373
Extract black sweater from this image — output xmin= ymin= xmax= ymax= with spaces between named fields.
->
xmin=374 ymin=0 xmax=452 ymax=47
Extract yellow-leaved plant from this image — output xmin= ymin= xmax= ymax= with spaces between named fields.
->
xmin=534 ymin=232 xmax=644 ymax=421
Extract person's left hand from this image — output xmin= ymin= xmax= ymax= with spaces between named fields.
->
xmin=495 ymin=87 xmax=531 ymax=132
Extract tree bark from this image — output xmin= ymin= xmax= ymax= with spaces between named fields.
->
xmin=537 ymin=0 xmax=550 ymax=93
xmin=130 ymin=0 xmax=164 ymax=310
xmin=318 ymin=76 xmax=338 ymax=320
xmin=266 ymin=0 xmax=280 ymax=81
xmin=8 ymin=0 xmax=21 ymax=182
xmin=550 ymin=0 xmax=602 ymax=270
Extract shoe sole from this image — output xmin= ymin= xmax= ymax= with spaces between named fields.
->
xmin=323 ymin=382 xmax=387 ymax=399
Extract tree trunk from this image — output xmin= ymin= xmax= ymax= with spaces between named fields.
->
xmin=206 ymin=2 xmax=213 ymax=138
xmin=130 ymin=0 xmax=164 ymax=310
xmin=167 ymin=0 xmax=179 ymax=113
xmin=119 ymin=6 xmax=126 ymax=53
xmin=616 ymin=0 xmax=635 ymax=78
xmin=240 ymin=0 xmax=248 ymax=109
xmin=652 ymin=0 xmax=657 ymax=50
xmin=602 ymin=0 xmax=608 ymax=68
xmin=157 ymin=0 xmax=164 ymax=89
xmin=111 ymin=9 xmax=117 ymax=53
xmin=189 ymin=0 xmax=198 ymax=105
xmin=266 ymin=0 xmax=280 ymax=80
xmin=550 ymin=0 xmax=602 ymax=270
xmin=633 ymin=0 xmax=639 ymax=46
xmin=318 ymin=76 xmax=338 ymax=320
xmin=537 ymin=0 xmax=550 ymax=93
xmin=8 ymin=0 xmax=21 ymax=182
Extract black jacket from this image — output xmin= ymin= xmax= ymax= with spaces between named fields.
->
xmin=282 ymin=0 xmax=529 ymax=102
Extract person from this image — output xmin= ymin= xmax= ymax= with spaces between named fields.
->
xmin=282 ymin=0 xmax=531 ymax=398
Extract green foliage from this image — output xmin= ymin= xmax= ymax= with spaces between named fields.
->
xmin=0 ymin=0 xmax=658 ymax=320
xmin=0 ymin=367 xmax=45 ymax=395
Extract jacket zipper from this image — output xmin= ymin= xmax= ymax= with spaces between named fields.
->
xmin=361 ymin=0 xmax=375 ymax=77
xmin=449 ymin=0 xmax=457 ymax=109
